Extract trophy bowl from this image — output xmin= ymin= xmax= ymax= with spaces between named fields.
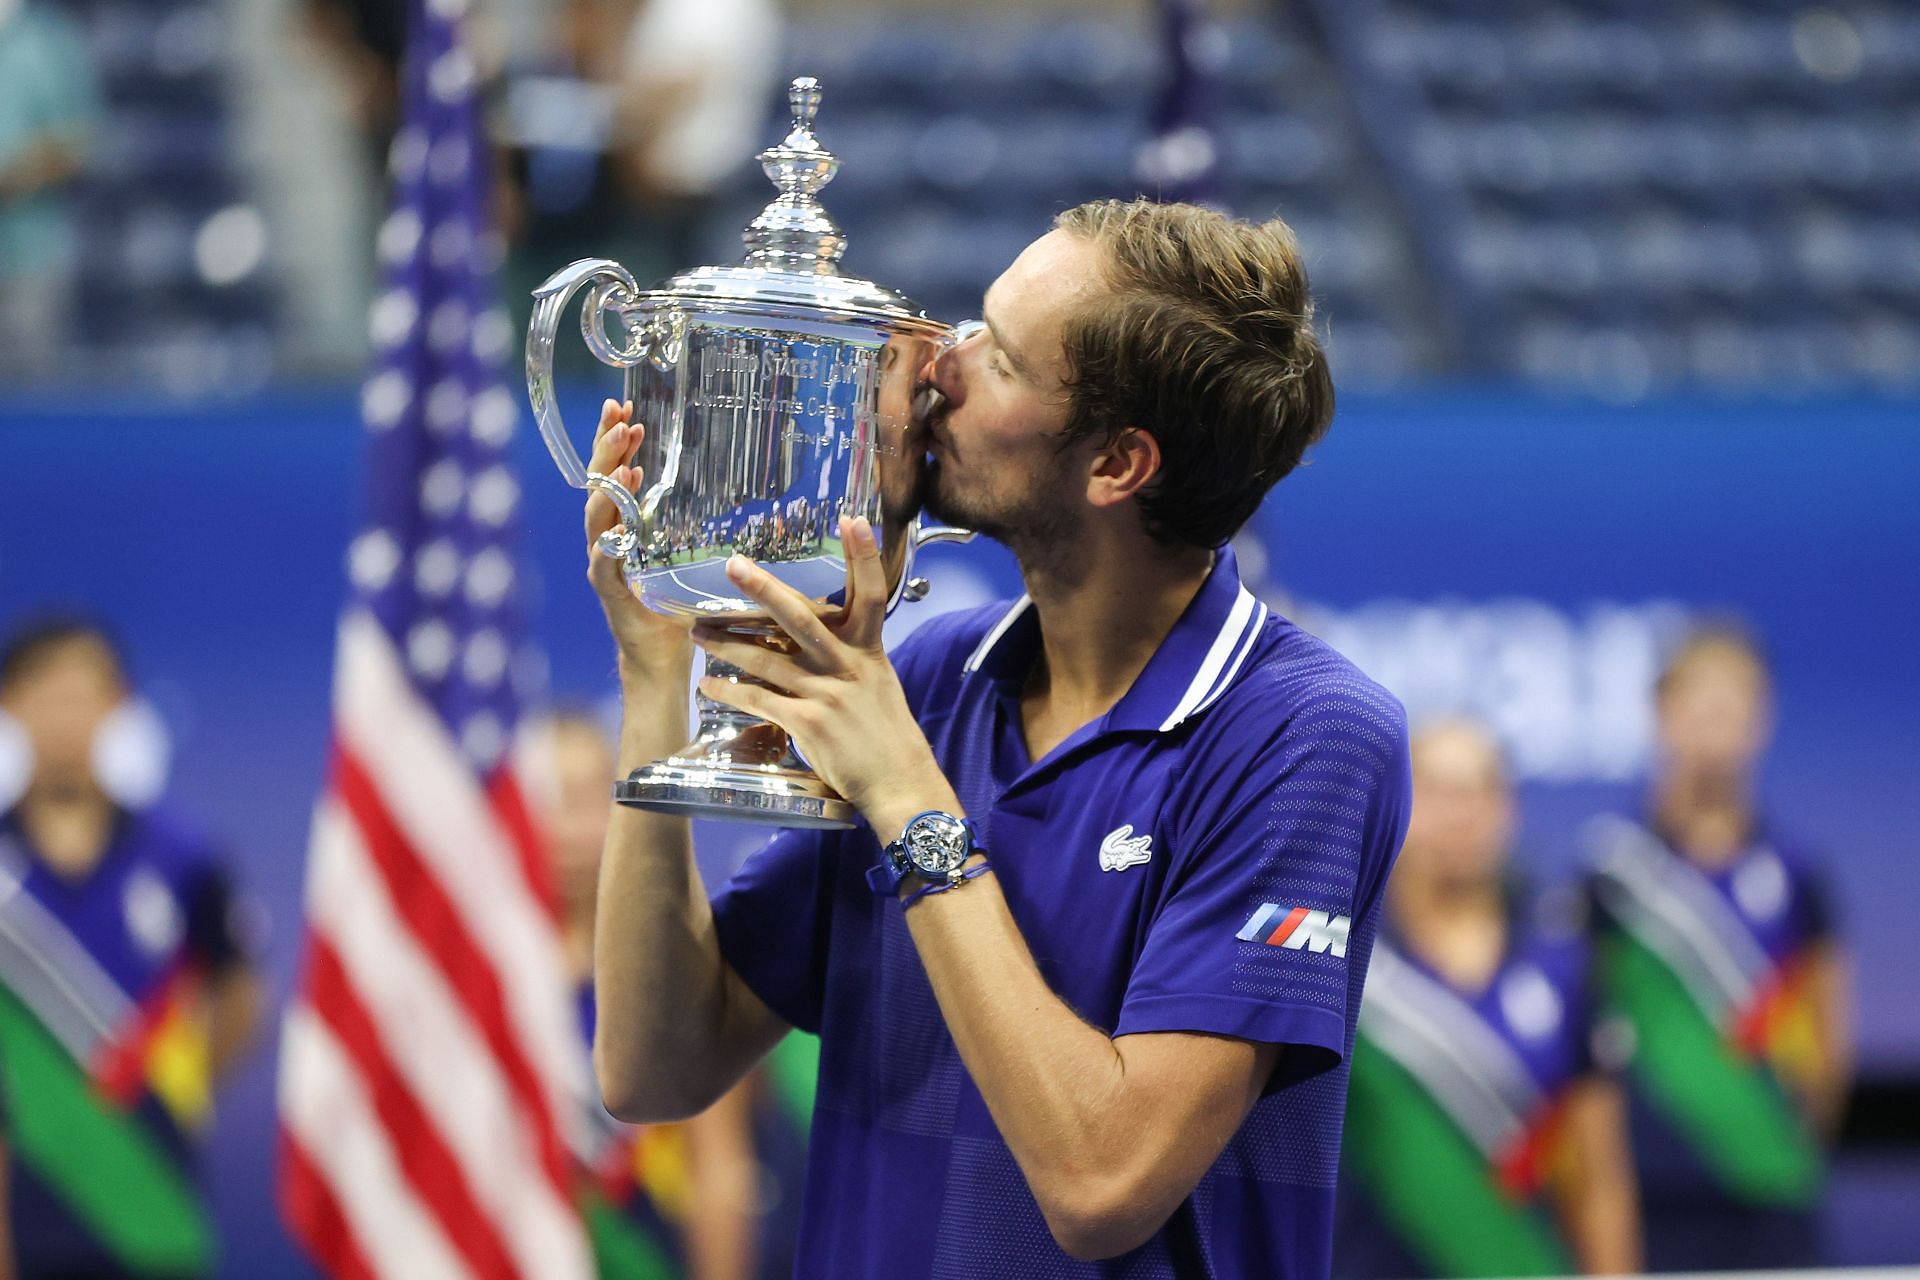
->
xmin=526 ymin=76 xmax=969 ymax=829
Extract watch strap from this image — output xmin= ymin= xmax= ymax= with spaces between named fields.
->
xmin=901 ymin=860 xmax=993 ymax=910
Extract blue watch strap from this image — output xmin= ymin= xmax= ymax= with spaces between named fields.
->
xmin=901 ymin=860 xmax=993 ymax=910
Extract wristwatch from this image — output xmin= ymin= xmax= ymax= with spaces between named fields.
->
xmin=867 ymin=810 xmax=977 ymax=899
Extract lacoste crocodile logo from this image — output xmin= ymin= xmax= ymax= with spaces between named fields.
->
xmin=1099 ymin=824 xmax=1154 ymax=872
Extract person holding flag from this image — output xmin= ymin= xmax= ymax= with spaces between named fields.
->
xmin=0 ymin=619 xmax=264 ymax=1278
xmin=1587 ymin=625 xmax=1852 ymax=1270
xmin=275 ymin=0 xmax=598 ymax=1276
xmin=1336 ymin=719 xmax=1640 ymax=1278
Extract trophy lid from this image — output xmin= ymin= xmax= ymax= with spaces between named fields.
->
xmin=640 ymin=77 xmax=946 ymax=335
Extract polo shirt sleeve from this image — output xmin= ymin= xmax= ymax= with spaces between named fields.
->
xmin=1113 ymin=685 xmax=1410 ymax=1089
xmin=709 ymin=826 xmax=838 ymax=1035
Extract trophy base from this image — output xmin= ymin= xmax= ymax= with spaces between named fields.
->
xmin=614 ymin=760 xmax=857 ymax=829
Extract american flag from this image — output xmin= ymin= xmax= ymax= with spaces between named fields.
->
xmin=276 ymin=0 xmax=594 ymax=1275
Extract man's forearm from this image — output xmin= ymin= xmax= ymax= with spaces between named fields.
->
xmin=591 ymin=670 xmax=754 ymax=1119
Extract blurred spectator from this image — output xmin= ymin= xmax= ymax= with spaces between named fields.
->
xmin=0 ymin=619 xmax=263 ymax=1277
xmin=1338 ymin=719 xmax=1640 ymax=1278
xmin=497 ymin=0 xmax=780 ymax=335
xmin=538 ymin=710 xmax=760 ymax=1280
xmin=301 ymin=0 xmax=406 ymax=172
xmin=0 ymin=0 xmax=99 ymax=383
xmin=613 ymin=0 xmax=780 ymax=261
xmin=1586 ymin=625 xmax=1852 ymax=1270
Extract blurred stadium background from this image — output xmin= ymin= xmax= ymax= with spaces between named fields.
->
xmin=2 ymin=0 xmax=1917 ymax=1274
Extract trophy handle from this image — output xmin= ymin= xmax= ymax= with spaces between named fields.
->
xmin=913 ymin=522 xmax=974 ymax=549
xmin=527 ymin=258 xmax=654 ymax=562
xmin=897 ymin=520 xmax=976 ymax=604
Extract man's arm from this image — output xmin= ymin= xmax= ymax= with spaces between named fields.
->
xmin=896 ymin=842 xmax=1281 ymax=1260
xmin=204 ymin=965 xmax=265 ymax=1082
xmin=580 ymin=401 xmax=791 ymax=1121
xmin=1552 ymin=1076 xmax=1641 ymax=1275
xmin=696 ymin=530 xmax=1299 ymax=1260
xmin=1801 ymin=940 xmax=1853 ymax=1138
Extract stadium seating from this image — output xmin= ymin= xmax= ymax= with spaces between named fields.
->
xmin=42 ymin=0 xmax=1918 ymax=394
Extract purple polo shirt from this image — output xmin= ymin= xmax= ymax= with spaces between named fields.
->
xmin=710 ymin=547 xmax=1411 ymax=1279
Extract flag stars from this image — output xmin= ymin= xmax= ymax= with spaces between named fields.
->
xmin=420 ymin=460 xmax=466 ymax=518
xmin=462 ymin=629 xmax=508 ymax=688
xmin=377 ymin=209 xmax=423 ymax=266
xmin=347 ymin=529 xmax=401 ymax=592
xmin=388 ymin=126 xmax=428 ymax=182
xmin=425 ymin=377 xmax=468 ymax=435
xmin=470 ymin=387 xmax=516 ymax=447
xmin=430 ymin=48 xmax=476 ymax=105
xmin=406 ymin=619 xmax=456 ymax=681
xmin=461 ymin=711 xmax=506 ymax=769
xmin=370 ymin=289 xmax=418 ymax=349
xmin=414 ymin=538 xmax=463 ymax=598
xmin=468 ymin=467 xmax=519 ymax=526
xmin=471 ymin=309 xmax=512 ymax=363
xmin=429 ymin=300 xmax=470 ymax=355
xmin=361 ymin=370 xmax=411 ymax=431
xmin=464 ymin=546 xmax=513 ymax=607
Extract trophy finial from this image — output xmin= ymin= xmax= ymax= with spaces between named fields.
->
xmin=742 ymin=74 xmax=846 ymax=270
xmin=789 ymin=76 xmax=821 ymax=127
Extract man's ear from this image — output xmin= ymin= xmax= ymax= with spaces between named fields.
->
xmin=1085 ymin=427 xmax=1162 ymax=510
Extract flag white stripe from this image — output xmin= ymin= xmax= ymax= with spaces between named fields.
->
xmin=279 ymin=1006 xmax=472 ymax=1280
xmin=308 ymin=801 xmax=593 ymax=1278
xmin=333 ymin=611 xmax=589 ymax=1142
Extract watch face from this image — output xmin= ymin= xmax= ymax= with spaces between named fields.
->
xmin=903 ymin=814 xmax=969 ymax=877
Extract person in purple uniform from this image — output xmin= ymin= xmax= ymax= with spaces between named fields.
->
xmin=580 ymin=199 xmax=1411 ymax=1278
xmin=1336 ymin=719 xmax=1640 ymax=1278
xmin=0 ymin=619 xmax=264 ymax=1278
xmin=1587 ymin=625 xmax=1851 ymax=1271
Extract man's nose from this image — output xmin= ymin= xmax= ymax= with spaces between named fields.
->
xmin=925 ymin=320 xmax=986 ymax=403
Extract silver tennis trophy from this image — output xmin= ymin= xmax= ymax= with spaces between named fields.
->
xmin=526 ymin=76 xmax=968 ymax=829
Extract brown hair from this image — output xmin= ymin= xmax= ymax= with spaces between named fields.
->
xmin=1656 ymin=621 xmax=1771 ymax=700
xmin=1052 ymin=199 xmax=1335 ymax=549
xmin=0 ymin=616 xmax=128 ymax=694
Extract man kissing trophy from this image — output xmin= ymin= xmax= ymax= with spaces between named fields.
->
xmin=526 ymin=77 xmax=969 ymax=829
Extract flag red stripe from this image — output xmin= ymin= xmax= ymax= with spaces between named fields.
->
xmin=333 ymin=744 xmax=572 ymax=1201
xmin=487 ymin=768 xmax=559 ymax=923
xmin=279 ymin=1128 xmax=380 ymax=1280
xmin=305 ymin=932 xmax=521 ymax=1280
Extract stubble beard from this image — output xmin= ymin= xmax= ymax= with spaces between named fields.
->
xmin=923 ymin=451 xmax=1082 ymax=583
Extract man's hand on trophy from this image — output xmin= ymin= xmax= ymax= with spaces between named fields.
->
xmin=583 ymin=398 xmax=692 ymax=682
xmin=690 ymin=516 xmax=956 ymax=826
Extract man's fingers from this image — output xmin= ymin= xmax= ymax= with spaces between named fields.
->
xmin=722 ymin=556 xmax=836 ymax=658
xmin=840 ymin=515 xmax=887 ymax=649
xmin=697 ymin=672 xmax=799 ymax=734
xmin=693 ymin=628 xmax=807 ymax=689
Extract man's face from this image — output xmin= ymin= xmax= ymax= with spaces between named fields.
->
xmin=1657 ymin=649 xmax=1771 ymax=786
xmin=1401 ymin=726 xmax=1514 ymax=888
xmin=1 ymin=639 xmax=125 ymax=799
xmin=919 ymin=230 xmax=1109 ymax=554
